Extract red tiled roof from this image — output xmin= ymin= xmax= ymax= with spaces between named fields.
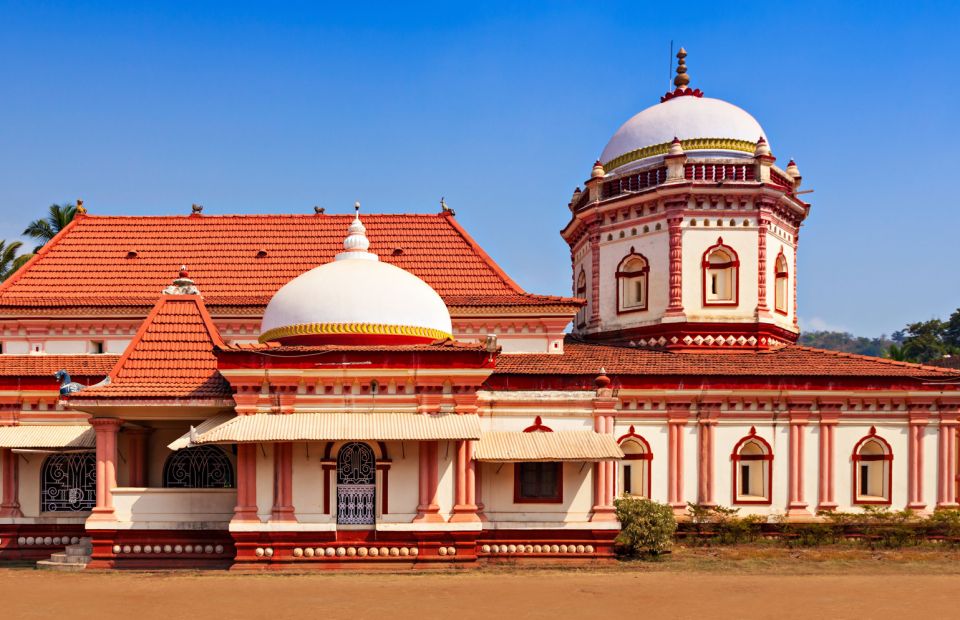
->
xmin=70 ymin=293 xmax=232 ymax=400
xmin=0 ymin=213 xmax=577 ymax=312
xmin=218 ymin=340 xmax=488 ymax=353
xmin=0 ymin=355 xmax=118 ymax=378
xmin=493 ymin=341 xmax=960 ymax=379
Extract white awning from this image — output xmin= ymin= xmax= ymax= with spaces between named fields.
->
xmin=474 ymin=431 xmax=623 ymax=462
xmin=166 ymin=413 xmax=235 ymax=451
xmin=171 ymin=412 xmax=481 ymax=448
xmin=0 ymin=425 xmax=95 ymax=449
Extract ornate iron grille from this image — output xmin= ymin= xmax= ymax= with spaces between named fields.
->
xmin=163 ymin=445 xmax=235 ymax=488
xmin=337 ymin=442 xmax=375 ymax=525
xmin=41 ymin=452 xmax=96 ymax=512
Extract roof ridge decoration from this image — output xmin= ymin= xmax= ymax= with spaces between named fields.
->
xmin=661 ymin=47 xmax=704 ymax=103
xmin=163 ymin=265 xmax=201 ymax=296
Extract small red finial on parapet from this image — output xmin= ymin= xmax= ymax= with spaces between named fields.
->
xmin=595 ymin=367 xmax=611 ymax=389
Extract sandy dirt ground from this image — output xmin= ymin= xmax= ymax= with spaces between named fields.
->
xmin=2 ymin=550 xmax=959 ymax=620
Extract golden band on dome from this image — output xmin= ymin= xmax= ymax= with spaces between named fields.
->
xmin=603 ymin=137 xmax=757 ymax=173
xmin=259 ymin=322 xmax=453 ymax=344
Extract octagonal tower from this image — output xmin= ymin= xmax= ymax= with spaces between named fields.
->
xmin=562 ymin=48 xmax=810 ymax=350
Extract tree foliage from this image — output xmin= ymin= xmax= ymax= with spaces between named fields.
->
xmin=798 ymin=330 xmax=895 ymax=357
xmin=0 ymin=240 xmax=32 ymax=282
xmin=23 ymin=203 xmax=76 ymax=253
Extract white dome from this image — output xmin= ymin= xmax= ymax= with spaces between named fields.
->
xmin=600 ymin=95 xmax=767 ymax=172
xmin=260 ymin=213 xmax=453 ymax=345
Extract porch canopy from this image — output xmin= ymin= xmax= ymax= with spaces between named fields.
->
xmin=169 ymin=412 xmax=481 ymax=450
xmin=0 ymin=425 xmax=95 ymax=450
xmin=473 ymin=431 xmax=623 ymax=462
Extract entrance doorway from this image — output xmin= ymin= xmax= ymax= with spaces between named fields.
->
xmin=337 ymin=442 xmax=376 ymax=525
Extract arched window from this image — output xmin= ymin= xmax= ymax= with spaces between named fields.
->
xmin=575 ymin=269 xmax=587 ymax=328
xmin=852 ymin=428 xmax=892 ymax=504
xmin=41 ymin=452 xmax=96 ymax=512
xmin=616 ymin=252 xmax=649 ymax=313
xmin=618 ymin=426 xmax=652 ymax=498
xmin=702 ymin=238 xmax=739 ymax=306
xmin=774 ymin=250 xmax=789 ymax=315
xmin=731 ymin=429 xmax=772 ymax=504
xmin=163 ymin=446 xmax=235 ymax=488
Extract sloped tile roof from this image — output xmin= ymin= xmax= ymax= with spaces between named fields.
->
xmin=0 ymin=355 xmax=118 ymax=378
xmin=474 ymin=431 xmax=623 ymax=462
xmin=0 ymin=213 xmax=577 ymax=312
xmin=70 ymin=293 xmax=233 ymax=400
xmin=493 ymin=340 xmax=960 ymax=379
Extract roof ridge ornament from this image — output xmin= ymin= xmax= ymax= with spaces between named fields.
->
xmin=335 ymin=202 xmax=379 ymax=262
xmin=661 ymin=47 xmax=704 ymax=103
xmin=163 ymin=265 xmax=201 ymax=295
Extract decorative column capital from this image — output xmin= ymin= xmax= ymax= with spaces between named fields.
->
xmin=89 ymin=417 xmax=123 ymax=431
xmin=452 ymin=393 xmax=479 ymax=414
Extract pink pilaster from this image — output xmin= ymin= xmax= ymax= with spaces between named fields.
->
xmin=697 ymin=403 xmax=720 ymax=506
xmin=0 ymin=447 xmax=22 ymax=517
xmin=756 ymin=216 xmax=769 ymax=314
xmin=667 ymin=401 xmax=690 ymax=512
xmin=588 ymin=232 xmax=601 ymax=326
xmin=233 ymin=443 xmax=259 ymax=522
xmin=787 ymin=405 xmax=812 ymax=516
xmin=451 ymin=439 xmax=479 ymax=522
xmin=908 ymin=407 xmax=930 ymax=511
xmin=89 ymin=418 xmax=122 ymax=521
xmin=270 ymin=442 xmax=296 ymax=521
xmin=665 ymin=209 xmax=685 ymax=317
xmin=414 ymin=441 xmax=443 ymax=522
xmin=816 ymin=406 xmax=839 ymax=511
xmin=938 ymin=409 xmax=960 ymax=508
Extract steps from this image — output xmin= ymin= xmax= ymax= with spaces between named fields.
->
xmin=37 ymin=537 xmax=92 ymax=571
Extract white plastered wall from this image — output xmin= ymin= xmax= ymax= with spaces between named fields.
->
xmin=596 ymin=231 xmax=670 ymax=333
xmin=682 ymin=226 xmax=759 ymax=320
xmin=479 ymin=461 xmax=593 ymax=523
xmin=832 ymin=423 xmax=909 ymax=512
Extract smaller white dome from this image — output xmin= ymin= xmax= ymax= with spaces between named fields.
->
xmin=260 ymin=212 xmax=452 ymax=345
xmin=600 ymin=96 xmax=767 ymax=173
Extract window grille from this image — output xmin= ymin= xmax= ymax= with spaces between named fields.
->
xmin=41 ymin=452 xmax=96 ymax=512
xmin=163 ymin=445 xmax=234 ymax=488
xmin=337 ymin=442 xmax=376 ymax=525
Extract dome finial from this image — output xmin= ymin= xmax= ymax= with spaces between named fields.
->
xmin=673 ymin=47 xmax=690 ymax=89
xmin=336 ymin=202 xmax=377 ymax=261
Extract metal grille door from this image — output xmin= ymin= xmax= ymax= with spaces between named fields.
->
xmin=337 ymin=442 xmax=375 ymax=525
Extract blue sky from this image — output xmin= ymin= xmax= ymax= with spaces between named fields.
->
xmin=0 ymin=1 xmax=957 ymax=336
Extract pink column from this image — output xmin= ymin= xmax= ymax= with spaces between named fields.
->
xmin=270 ymin=442 xmax=296 ymax=521
xmin=938 ymin=410 xmax=959 ymax=508
xmin=591 ymin=413 xmax=616 ymax=521
xmin=451 ymin=439 xmax=479 ymax=522
xmin=589 ymin=232 xmax=601 ymax=326
xmin=414 ymin=441 xmax=443 ymax=522
xmin=787 ymin=406 xmax=811 ymax=517
xmin=233 ymin=443 xmax=259 ymax=522
xmin=0 ymin=448 xmax=22 ymax=517
xmin=89 ymin=418 xmax=122 ymax=520
xmin=667 ymin=402 xmax=690 ymax=512
xmin=817 ymin=406 xmax=839 ymax=511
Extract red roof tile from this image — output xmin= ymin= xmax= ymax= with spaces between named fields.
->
xmin=70 ymin=293 xmax=232 ymax=400
xmin=0 ymin=355 xmax=118 ymax=378
xmin=493 ymin=341 xmax=960 ymax=379
xmin=0 ymin=213 xmax=577 ymax=312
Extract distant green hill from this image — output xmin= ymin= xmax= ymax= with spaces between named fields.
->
xmin=797 ymin=331 xmax=895 ymax=358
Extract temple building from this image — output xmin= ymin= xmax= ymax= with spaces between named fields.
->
xmin=0 ymin=50 xmax=957 ymax=569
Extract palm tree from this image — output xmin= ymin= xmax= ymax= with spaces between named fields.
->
xmin=23 ymin=203 xmax=76 ymax=253
xmin=0 ymin=240 xmax=32 ymax=282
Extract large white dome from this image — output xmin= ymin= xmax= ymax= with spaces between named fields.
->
xmin=600 ymin=95 xmax=767 ymax=173
xmin=260 ymin=213 xmax=453 ymax=345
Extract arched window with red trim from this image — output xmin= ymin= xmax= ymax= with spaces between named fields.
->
xmin=616 ymin=251 xmax=649 ymax=313
xmin=852 ymin=428 xmax=892 ymax=504
xmin=774 ymin=250 xmax=789 ymax=315
xmin=575 ymin=268 xmax=587 ymax=328
xmin=617 ymin=426 xmax=652 ymax=498
xmin=702 ymin=238 xmax=739 ymax=306
xmin=731 ymin=428 xmax=772 ymax=504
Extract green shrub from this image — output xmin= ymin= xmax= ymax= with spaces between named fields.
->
xmin=685 ymin=503 xmax=764 ymax=545
xmin=924 ymin=509 xmax=960 ymax=543
xmin=614 ymin=496 xmax=677 ymax=558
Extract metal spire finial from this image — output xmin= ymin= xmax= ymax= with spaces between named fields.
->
xmin=673 ymin=47 xmax=690 ymax=89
